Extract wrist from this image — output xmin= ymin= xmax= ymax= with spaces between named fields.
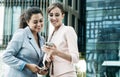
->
xmin=26 ymin=63 xmax=30 ymax=69
xmin=55 ymin=50 xmax=58 ymax=55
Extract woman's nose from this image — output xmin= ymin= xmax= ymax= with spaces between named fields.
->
xmin=37 ymin=22 xmax=43 ymax=27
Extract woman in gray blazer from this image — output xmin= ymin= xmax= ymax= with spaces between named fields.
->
xmin=2 ymin=7 xmax=47 ymax=77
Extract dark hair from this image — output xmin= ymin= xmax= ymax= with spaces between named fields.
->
xmin=47 ymin=2 xmax=65 ymax=14
xmin=19 ymin=7 xmax=43 ymax=28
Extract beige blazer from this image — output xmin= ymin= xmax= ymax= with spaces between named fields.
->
xmin=48 ymin=24 xmax=79 ymax=76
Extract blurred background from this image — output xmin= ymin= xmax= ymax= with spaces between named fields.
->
xmin=1 ymin=0 xmax=120 ymax=77
xmin=0 ymin=0 xmax=84 ymax=77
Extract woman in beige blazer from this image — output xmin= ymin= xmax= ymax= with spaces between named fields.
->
xmin=43 ymin=2 xmax=79 ymax=77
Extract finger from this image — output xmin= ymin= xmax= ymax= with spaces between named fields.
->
xmin=52 ymin=44 xmax=56 ymax=48
xmin=38 ymin=69 xmax=42 ymax=74
xmin=42 ymin=45 xmax=50 ymax=50
xmin=46 ymin=57 xmax=51 ymax=62
xmin=46 ymin=46 xmax=51 ymax=49
xmin=50 ymin=56 xmax=54 ymax=60
xmin=36 ymin=66 xmax=41 ymax=71
xmin=38 ymin=70 xmax=48 ymax=75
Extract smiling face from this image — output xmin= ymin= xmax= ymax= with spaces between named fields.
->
xmin=48 ymin=7 xmax=64 ymax=28
xmin=27 ymin=13 xmax=44 ymax=33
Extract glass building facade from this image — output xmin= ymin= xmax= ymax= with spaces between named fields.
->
xmin=0 ymin=0 xmax=81 ymax=77
xmin=86 ymin=0 xmax=120 ymax=77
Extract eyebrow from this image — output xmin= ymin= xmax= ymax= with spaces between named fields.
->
xmin=39 ymin=17 xmax=43 ymax=19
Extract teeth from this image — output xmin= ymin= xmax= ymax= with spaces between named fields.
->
xmin=52 ymin=22 xmax=56 ymax=24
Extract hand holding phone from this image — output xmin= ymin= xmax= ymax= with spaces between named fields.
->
xmin=38 ymin=67 xmax=48 ymax=75
xmin=45 ymin=42 xmax=54 ymax=47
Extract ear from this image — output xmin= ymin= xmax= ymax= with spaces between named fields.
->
xmin=26 ymin=21 xmax=29 ymax=25
xmin=62 ymin=14 xmax=65 ymax=17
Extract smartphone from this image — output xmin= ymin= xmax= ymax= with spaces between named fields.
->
xmin=38 ymin=67 xmax=48 ymax=72
xmin=45 ymin=42 xmax=54 ymax=47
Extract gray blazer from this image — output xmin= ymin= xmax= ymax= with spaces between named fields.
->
xmin=2 ymin=27 xmax=45 ymax=77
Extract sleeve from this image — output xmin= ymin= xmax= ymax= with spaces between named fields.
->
xmin=65 ymin=26 xmax=79 ymax=63
xmin=2 ymin=29 xmax=27 ymax=71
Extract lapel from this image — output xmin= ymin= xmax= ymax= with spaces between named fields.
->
xmin=24 ymin=27 xmax=41 ymax=58
xmin=48 ymin=24 xmax=64 ymax=42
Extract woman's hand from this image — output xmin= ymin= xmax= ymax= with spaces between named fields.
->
xmin=42 ymin=44 xmax=58 ymax=56
xmin=38 ymin=67 xmax=48 ymax=75
xmin=42 ymin=44 xmax=58 ymax=63
xmin=25 ymin=64 xmax=40 ymax=73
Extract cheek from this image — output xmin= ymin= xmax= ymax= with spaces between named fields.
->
xmin=29 ymin=24 xmax=36 ymax=29
xmin=41 ymin=24 xmax=43 ymax=28
xmin=49 ymin=18 xmax=52 ymax=21
xmin=40 ymin=22 xmax=44 ymax=27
